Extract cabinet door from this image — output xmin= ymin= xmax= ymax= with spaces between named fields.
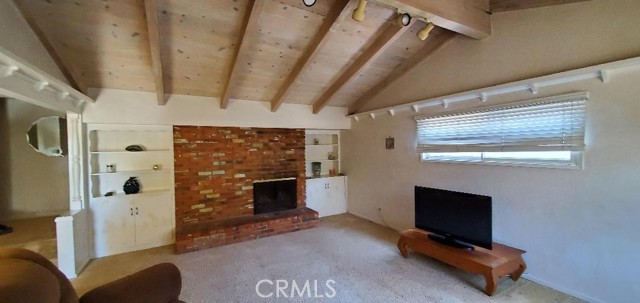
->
xmin=133 ymin=192 xmax=175 ymax=248
xmin=91 ymin=197 xmax=135 ymax=257
xmin=326 ymin=177 xmax=347 ymax=217
xmin=306 ymin=178 xmax=329 ymax=216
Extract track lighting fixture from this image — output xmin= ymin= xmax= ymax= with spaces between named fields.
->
xmin=302 ymin=0 xmax=316 ymax=7
xmin=397 ymin=12 xmax=411 ymax=26
xmin=417 ymin=22 xmax=435 ymax=41
xmin=352 ymin=0 xmax=367 ymax=22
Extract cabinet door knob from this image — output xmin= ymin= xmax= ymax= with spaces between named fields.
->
xmin=136 ymin=207 xmax=139 ymax=215
xmin=130 ymin=208 xmax=133 ymax=216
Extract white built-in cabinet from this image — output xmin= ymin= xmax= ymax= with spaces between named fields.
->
xmin=305 ymin=130 xmax=347 ymax=218
xmin=87 ymin=124 xmax=175 ymax=257
xmin=306 ymin=176 xmax=347 ymax=218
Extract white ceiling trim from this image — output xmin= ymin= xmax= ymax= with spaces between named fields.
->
xmin=0 ymin=47 xmax=94 ymax=113
xmin=349 ymin=56 xmax=640 ymax=121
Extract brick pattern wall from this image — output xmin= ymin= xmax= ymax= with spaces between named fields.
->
xmin=175 ymin=208 xmax=318 ymax=253
xmin=173 ymin=126 xmax=306 ymax=229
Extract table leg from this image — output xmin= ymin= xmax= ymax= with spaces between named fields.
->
xmin=511 ymin=257 xmax=526 ymax=281
xmin=397 ymin=238 xmax=408 ymax=258
xmin=483 ymin=271 xmax=498 ymax=296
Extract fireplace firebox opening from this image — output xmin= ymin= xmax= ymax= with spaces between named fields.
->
xmin=253 ymin=178 xmax=297 ymax=215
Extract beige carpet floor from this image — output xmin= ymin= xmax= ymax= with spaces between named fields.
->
xmin=72 ymin=214 xmax=584 ymax=303
xmin=0 ymin=216 xmax=57 ymax=264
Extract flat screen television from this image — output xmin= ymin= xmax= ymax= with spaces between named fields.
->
xmin=415 ymin=186 xmax=492 ymax=250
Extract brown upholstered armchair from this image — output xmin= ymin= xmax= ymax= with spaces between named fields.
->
xmin=0 ymin=248 xmax=184 ymax=303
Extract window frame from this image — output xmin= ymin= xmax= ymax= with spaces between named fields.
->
xmin=420 ymin=151 xmax=583 ymax=169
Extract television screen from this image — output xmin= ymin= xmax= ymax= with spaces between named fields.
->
xmin=415 ymin=186 xmax=492 ymax=250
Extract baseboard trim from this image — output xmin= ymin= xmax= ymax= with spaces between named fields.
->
xmin=522 ymin=274 xmax=605 ymax=303
xmin=346 ymin=211 xmax=387 ymax=228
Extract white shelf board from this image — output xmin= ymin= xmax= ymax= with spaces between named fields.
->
xmin=90 ymin=150 xmax=171 ymax=154
xmin=93 ymin=188 xmax=172 ymax=199
xmin=306 ymin=159 xmax=339 ymax=162
xmin=91 ymin=169 xmax=173 ymax=176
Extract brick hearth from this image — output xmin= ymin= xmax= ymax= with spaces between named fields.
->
xmin=173 ymin=126 xmax=318 ymax=253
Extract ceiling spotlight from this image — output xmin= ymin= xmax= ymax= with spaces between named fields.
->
xmin=302 ymin=0 xmax=316 ymax=7
xmin=417 ymin=22 xmax=435 ymax=41
xmin=352 ymin=0 xmax=367 ymax=22
xmin=397 ymin=13 xmax=411 ymax=26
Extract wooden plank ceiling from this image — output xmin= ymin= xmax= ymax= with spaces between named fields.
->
xmin=14 ymin=0 xmax=588 ymax=114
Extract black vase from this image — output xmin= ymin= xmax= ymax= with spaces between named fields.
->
xmin=123 ymin=177 xmax=140 ymax=195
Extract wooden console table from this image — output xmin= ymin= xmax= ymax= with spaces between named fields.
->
xmin=397 ymin=228 xmax=526 ymax=296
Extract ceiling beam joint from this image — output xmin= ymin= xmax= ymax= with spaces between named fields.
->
xmin=312 ymin=22 xmax=410 ymax=114
xmin=374 ymin=0 xmax=491 ymax=39
xmin=270 ymin=0 xmax=353 ymax=112
xmin=349 ymin=29 xmax=457 ymax=114
xmin=12 ymin=0 xmax=87 ymax=94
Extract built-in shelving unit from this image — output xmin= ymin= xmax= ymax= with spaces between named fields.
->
xmin=87 ymin=125 xmax=174 ymax=198
xmin=305 ymin=130 xmax=341 ymax=178
xmin=87 ymin=124 xmax=175 ymax=257
xmin=305 ymin=129 xmax=347 ymax=217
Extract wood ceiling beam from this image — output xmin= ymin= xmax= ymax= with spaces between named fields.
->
xmin=312 ymin=22 xmax=410 ymax=114
xmin=270 ymin=0 xmax=353 ymax=112
xmin=12 ymin=0 xmax=87 ymax=94
xmin=374 ymin=0 xmax=491 ymax=39
xmin=220 ymin=0 xmax=266 ymax=109
xmin=490 ymin=0 xmax=592 ymax=13
xmin=348 ymin=29 xmax=457 ymax=114
xmin=143 ymin=0 xmax=166 ymax=105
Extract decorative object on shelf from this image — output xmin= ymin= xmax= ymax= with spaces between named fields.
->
xmin=386 ymin=137 xmax=395 ymax=150
xmin=123 ymin=177 xmax=141 ymax=194
xmin=106 ymin=164 xmax=116 ymax=173
xmin=313 ymin=138 xmax=319 ymax=145
xmin=153 ymin=164 xmax=161 ymax=170
xmin=105 ymin=191 xmax=115 ymax=197
xmin=125 ymin=144 xmax=145 ymax=152
xmin=328 ymin=152 xmax=337 ymax=160
xmin=329 ymin=169 xmax=336 ymax=176
xmin=311 ymin=162 xmax=321 ymax=177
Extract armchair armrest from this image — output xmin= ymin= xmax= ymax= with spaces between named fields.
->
xmin=79 ymin=263 xmax=183 ymax=303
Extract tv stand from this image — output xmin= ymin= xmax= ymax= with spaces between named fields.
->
xmin=398 ymin=228 xmax=526 ymax=296
xmin=427 ymin=233 xmax=474 ymax=250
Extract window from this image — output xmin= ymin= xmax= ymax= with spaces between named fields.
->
xmin=416 ymin=92 xmax=587 ymax=168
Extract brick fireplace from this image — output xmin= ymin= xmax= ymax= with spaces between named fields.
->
xmin=173 ymin=126 xmax=318 ymax=253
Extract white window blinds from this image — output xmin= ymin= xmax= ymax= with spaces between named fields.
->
xmin=416 ymin=92 xmax=588 ymax=153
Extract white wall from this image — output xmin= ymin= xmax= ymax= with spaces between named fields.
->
xmin=343 ymin=67 xmax=640 ymax=303
xmin=1 ymin=99 xmax=69 ymax=220
xmin=0 ymin=1 xmax=67 ymax=84
xmin=344 ymin=2 xmax=640 ymax=301
xmin=360 ymin=0 xmax=640 ymax=112
xmin=83 ymin=88 xmax=351 ymax=129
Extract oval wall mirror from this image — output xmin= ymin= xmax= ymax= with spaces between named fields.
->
xmin=26 ymin=116 xmax=67 ymax=157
